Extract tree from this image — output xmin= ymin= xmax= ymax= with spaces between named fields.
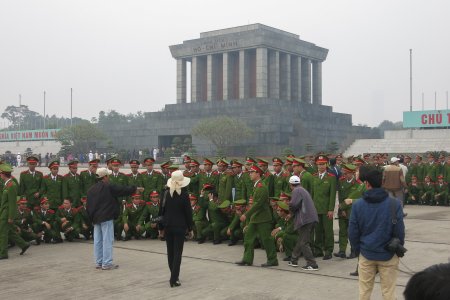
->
xmin=1 ymin=105 xmax=39 ymax=129
xmin=56 ymin=122 xmax=106 ymax=155
xmin=192 ymin=116 xmax=254 ymax=154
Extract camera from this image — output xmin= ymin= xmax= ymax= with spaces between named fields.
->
xmin=385 ymin=237 xmax=407 ymax=257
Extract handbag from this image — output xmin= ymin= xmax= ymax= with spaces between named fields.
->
xmin=385 ymin=198 xmax=407 ymax=257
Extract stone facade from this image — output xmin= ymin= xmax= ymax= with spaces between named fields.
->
xmin=99 ymin=24 xmax=377 ymax=156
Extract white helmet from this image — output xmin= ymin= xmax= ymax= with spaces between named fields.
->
xmin=289 ymin=175 xmax=301 ymax=184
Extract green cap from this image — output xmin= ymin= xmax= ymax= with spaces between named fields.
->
xmin=0 ymin=163 xmax=13 ymax=173
xmin=342 ymin=163 xmax=357 ymax=172
xmin=277 ymin=201 xmax=289 ymax=211
xmin=234 ymin=199 xmax=247 ymax=206
xmin=168 ymin=165 xmax=179 ymax=170
xmin=218 ymin=200 xmax=231 ymax=209
xmin=270 ymin=197 xmax=280 ymax=201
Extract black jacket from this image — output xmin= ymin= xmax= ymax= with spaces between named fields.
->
xmin=158 ymin=187 xmax=193 ymax=231
xmin=87 ymin=181 xmax=136 ymax=224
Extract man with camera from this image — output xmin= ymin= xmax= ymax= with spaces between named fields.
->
xmin=349 ymin=166 xmax=405 ymax=300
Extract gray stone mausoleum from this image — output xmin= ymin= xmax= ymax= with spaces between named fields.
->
xmin=100 ymin=24 xmax=375 ymax=156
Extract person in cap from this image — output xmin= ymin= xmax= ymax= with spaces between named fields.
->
xmin=56 ymin=199 xmax=80 ymax=242
xmin=87 ymin=167 xmax=143 ymax=270
xmin=183 ymin=155 xmax=192 ymax=174
xmin=138 ymin=191 xmax=161 ymax=239
xmin=14 ymin=198 xmax=40 ymax=243
xmin=413 ymin=154 xmax=425 ymax=182
xmin=109 ymin=158 xmax=129 ymax=204
xmin=127 ymin=159 xmax=144 ymax=201
xmin=157 ymin=170 xmax=193 ymax=287
xmin=200 ymin=187 xmax=229 ymax=245
xmin=420 ymin=175 xmax=434 ymax=205
xmin=271 ymin=201 xmax=297 ymax=262
xmin=258 ymin=158 xmax=274 ymax=197
xmin=311 ymin=155 xmax=336 ymax=260
xmin=242 ymin=158 xmax=255 ymax=202
xmin=226 ymin=199 xmax=247 ymax=246
xmin=434 ymin=175 xmax=448 ymax=206
xmin=216 ymin=159 xmax=233 ymax=203
xmin=185 ymin=159 xmax=201 ymax=197
xmin=335 ymin=164 xmax=361 ymax=259
xmin=141 ymin=157 xmax=164 ymax=200
xmin=188 ymin=192 xmax=208 ymax=244
xmin=19 ymin=155 xmax=43 ymax=208
xmin=405 ymin=175 xmax=421 ymax=205
xmin=80 ymin=159 xmax=100 ymax=196
xmin=445 ymin=156 xmax=450 ymax=184
xmin=423 ymin=153 xmax=437 ymax=182
xmin=198 ymin=158 xmax=219 ymax=195
xmin=76 ymin=196 xmax=92 ymax=240
xmin=436 ymin=153 xmax=446 ymax=181
xmin=232 ymin=160 xmax=247 ymax=201
xmin=272 ymin=157 xmax=288 ymax=198
xmin=382 ymin=157 xmax=407 ymax=207
xmin=159 ymin=160 xmax=172 ymax=187
xmin=32 ymin=197 xmax=59 ymax=243
xmin=286 ymin=175 xmax=319 ymax=270
xmin=292 ymin=158 xmax=313 ymax=195
xmin=0 ymin=164 xmax=31 ymax=258
xmin=235 ymin=165 xmax=278 ymax=267
xmin=40 ymin=159 xmax=63 ymax=211
xmin=62 ymin=160 xmax=82 ymax=207
xmin=122 ymin=193 xmax=146 ymax=241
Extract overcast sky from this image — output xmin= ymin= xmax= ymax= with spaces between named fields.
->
xmin=1 ymin=0 xmax=449 ymax=128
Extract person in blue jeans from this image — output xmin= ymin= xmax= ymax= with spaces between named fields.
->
xmin=87 ymin=168 xmax=142 ymax=270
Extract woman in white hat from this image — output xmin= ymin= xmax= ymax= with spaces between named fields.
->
xmin=158 ymin=170 xmax=194 ymax=287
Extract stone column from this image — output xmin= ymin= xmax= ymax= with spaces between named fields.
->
xmin=269 ymin=50 xmax=280 ymax=99
xmin=191 ymin=56 xmax=200 ymax=103
xmin=207 ymin=54 xmax=217 ymax=101
xmin=301 ymin=57 xmax=311 ymax=103
xmin=239 ymin=50 xmax=249 ymax=99
xmin=280 ymin=53 xmax=291 ymax=100
xmin=291 ymin=56 xmax=302 ymax=101
xmin=256 ymin=48 xmax=268 ymax=98
xmin=312 ymin=61 xmax=322 ymax=105
xmin=176 ymin=59 xmax=186 ymax=103
xmin=223 ymin=52 xmax=231 ymax=100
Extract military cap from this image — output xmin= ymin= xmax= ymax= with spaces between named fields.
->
xmin=342 ymin=163 xmax=357 ymax=173
xmin=424 ymin=175 xmax=431 ymax=179
xmin=437 ymin=174 xmax=444 ymax=179
xmin=203 ymin=158 xmax=214 ymax=165
xmin=81 ymin=196 xmax=87 ymax=203
xmin=17 ymin=197 xmax=28 ymax=204
xmin=203 ymin=183 xmax=215 ymax=190
xmin=189 ymin=159 xmax=200 ymax=167
xmin=257 ymin=158 xmax=269 ymax=166
xmin=411 ymin=175 xmax=417 ymax=179
xmin=40 ymin=197 xmax=49 ymax=205
xmin=131 ymin=193 xmax=141 ymax=198
xmin=272 ymin=157 xmax=284 ymax=166
xmin=353 ymin=156 xmax=365 ymax=165
xmin=279 ymin=191 xmax=291 ymax=199
xmin=315 ymin=155 xmax=328 ymax=164
xmin=168 ymin=165 xmax=179 ymax=171
xmin=48 ymin=159 xmax=60 ymax=169
xmin=129 ymin=159 xmax=140 ymax=167
xmin=292 ymin=158 xmax=306 ymax=166
xmin=416 ymin=154 xmax=423 ymax=160
xmin=234 ymin=199 xmax=247 ymax=206
xmin=189 ymin=193 xmax=197 ymax=201
xmin=248 ymin=164 xmax=263 ymax=175
xmin=277 ymin=201 xmax=289 ymax=212
xmin=27 ymin=155 xmax=39 ymax=163
xmin=89 ymin=159 xmax=100 ymax=166
xmin=0 ymin=163 xmax=13 ymax=173
xmin=336 ymin=153 xmax=343 ymax=159
xmin=218 ymin=200 xmax=231 ymax=209
xmin=284 ymin=158 xmax=293 ymax=165
xmin=363 ymin=153 xmax=371 ymax=158
xmin=160 ymin=160 xmax=172 ymax=168
xmin=270 ymin=197 xmax=280 ymax=202
xmin=150 ymin=190 xmax=159 ymax=197
xmin=110 ymin=158 xmax=121 ymax=166
xmin=286 ymin=154 xmax=296 ymax=159
xmin=143 ymin=157 xmax=155 ymax=164
xmin=232 ymin=160 xmax=243 ymax=168
xmin=217 ymin=158 xmax=229 ymax=166
xmin=183 ymin=155 xmax=192 ymax=164
xmin=245 ymin=157 xmax=257 ymax=164
xmin=105 ymin=155 xmax=117 ymax=163
xmin=67 ymin=159 xmax=79 ymax=166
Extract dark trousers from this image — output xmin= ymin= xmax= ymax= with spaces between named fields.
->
xmin=292 ymin=222 xmax=317 ymax=266
xmin=165 ymin=227 xmax=185 ymax=284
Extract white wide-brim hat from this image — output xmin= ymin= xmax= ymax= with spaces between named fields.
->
xmin=167 ymin=170 xmax=190 ymax=188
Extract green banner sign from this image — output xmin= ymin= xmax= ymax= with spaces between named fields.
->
xmin=403 ymin=110 xmax=450 ymax=128
xmin=0 ymin=129 xmax=61 ymax=142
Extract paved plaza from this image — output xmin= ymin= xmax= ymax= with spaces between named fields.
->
xmin=1 ymin=167 xmax=449 ymax=299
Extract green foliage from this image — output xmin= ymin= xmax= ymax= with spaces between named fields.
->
xmin=192 ymin=116 xmax=253 ymax=155
xmin=56 ymin=122 xmax=106 ymax=155
xmin=377 ymin=120 xmax=403 ymax=131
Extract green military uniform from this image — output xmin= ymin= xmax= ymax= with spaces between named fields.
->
xmin=311 ymin=155 xmax=337 ymax=258
xmin=0 ymin=164 xmax=30 ymax=258
xmin=40 ymin=173 xmax=63 ymax=210
xmin=259 ymin=159 xmax=275 ymax=197
xmin=434 ymin=180 xmax=448 ymax=206
xmin=233 ymin=172 xmax=247 ymax=202
xmin=242 ymin=172 xmax=254 ymax=202
xmin=420 ymin=181 xmax=434 ymax=205
xmin=32 ymin=204 xmax=59 ymax=243
xmin=19 ymin=168 xmax=43 ymax=208
xmin=80 ymin=170 xmax=97 ymax=196
xmin=141 ymin=170 xmax=164 ymax=199
xmin=274 ymin=202 xmax=297 ymax=259
xmin=227 ymin=199 xmax=247 ymax=245
xmin=217 ymin=161 xmax=233 ymax=203
xmin=62 ymin=161 xmax=82 ymax=207
xmin=123 ymin=201 xmax=146 ymax=240
xmin=201 ymin=196 xmax=229 ymax=244
xmin=423 ymin=161 xmax=437 ymax=182
xmin=76 ymin=199 xmax=92 ymax=240
xmin=138 ymin=192 xmax=160 ymax=239
xmin=56 ymin=206 xmax=80 ymax=241
xmin=14 ymin=202 xmax=38 ymax=242
xmin=272 ymin=157 xmax=289 ymax=197
xmin=241 ymin=171 xmax=278 ymax=266
xmin=406 ymin=180 xmax=421 ymax=205
xmin=190 ymin=194 xmax=208 ymax=243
